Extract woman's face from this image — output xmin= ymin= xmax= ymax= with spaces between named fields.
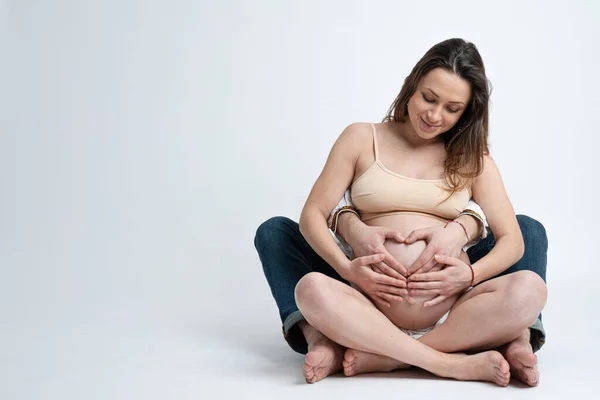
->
xmin=407 ymin=68 xmax=472 ymax=140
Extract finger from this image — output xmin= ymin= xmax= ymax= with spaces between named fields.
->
xmin=374 ymin=274 xmax=407 ymax=288
xmin=377 ymin=291 xmax=404 ymax=303
xmin=409 ymin=288 xmax=442 ymax=296
xmin=409 ymin=271 xmax=445 ymax=282
xmin=412 ymin=262 xmax=444 ymax=277
xmin=354 ymin=253 xmax=386 ymax=266
xmin=407 ymin=281 xmax=443 ymax=290
xmin=433 ymin=254 xmax=462 ymax=266
xmin=380 ymin=228 xmax=405 ymax=243
xmin=404 ymin=227 xmax=433 ymax=244
xmin=424 ymin=295 xmax=448 ymax=308
xmin=373 ymin=261 xmax=404 ymax=280
xmin=371 ymin=295 xmax=391 ymax=308
xmin=373 ymin=266 xmax=407 ymax=286
xmin=377 ymin=284 xmax=408 ymax=297
xmin=429 ymin=263 xmax=445 ymax=272
xmin=409 ymin=250 xmax=437 ymax=274
xmin=379 ymin=250 xmax=408 ymax=276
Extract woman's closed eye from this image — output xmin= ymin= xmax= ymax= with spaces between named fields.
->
xmin=422 ymin=93 xmax=460 ymax=113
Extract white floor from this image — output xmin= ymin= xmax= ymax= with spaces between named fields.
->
xmin=2 ymin=291 xmax=597 ymax=400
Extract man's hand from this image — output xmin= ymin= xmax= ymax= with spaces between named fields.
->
xmin=407 ymin=254 xmax=472 ymax=307
xmin=343 ymin=221 xmax=409 ymax=279
xmin=345 ymin=254 xmax=408 ymax=308
xmin=404 ymin=224 xmax=467 ymax=276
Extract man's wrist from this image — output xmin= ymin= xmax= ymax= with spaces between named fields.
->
xmin=337 ymin=211 xmax=362 ymax=244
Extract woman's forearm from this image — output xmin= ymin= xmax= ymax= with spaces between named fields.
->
xmin=455 ymin=214 xmax=482 ymax=246
xmin=299 ymin=206 xmax=353 ymax=280
xmin=471 ymin=233 xmax=524 ymax=285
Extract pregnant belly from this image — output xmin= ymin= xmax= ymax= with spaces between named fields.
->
xmin=361 ymin=213 xmax=470 ymax=330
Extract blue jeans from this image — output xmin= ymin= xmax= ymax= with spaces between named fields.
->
xmin=254 ymin=215 xmax=547 ymax=354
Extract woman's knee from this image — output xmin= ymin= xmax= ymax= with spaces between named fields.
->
xmin=294 ymin=272 xmax=330 ymax=310
xmin=505 ymin=271 xmax=548 ymax=323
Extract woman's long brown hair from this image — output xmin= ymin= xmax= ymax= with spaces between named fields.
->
xmin=383 ymin=38 xmax=491 ymax=195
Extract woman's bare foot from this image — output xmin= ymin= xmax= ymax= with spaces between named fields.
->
xmin=446 ymin=351 xmax=510 ymax=387
xmin=343 ymin=348 xmax=409 ymax=376
xmin=502 ymin=330 xmax=539 ymax=386
xmin=300 ymin=322 xmax=344 ymax=384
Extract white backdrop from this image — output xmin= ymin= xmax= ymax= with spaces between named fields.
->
xmin=1 ymin=1 xmax=599 ymax=399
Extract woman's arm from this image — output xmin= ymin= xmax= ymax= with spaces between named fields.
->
xmin=298 ymin=123 xmax=406 ymax=306
xmin=470 ymin=155 xmax=524 ymax=284
xmin=406 ymin=154 xmax=524 ymax=306
xmin=299 ymin=123 xmax=367 ymax=279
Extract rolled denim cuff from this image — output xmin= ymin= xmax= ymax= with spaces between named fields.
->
xmin=282 ymin=310 xmax=308 ymax=354
xmin=529 ymin=317 xmax=546 ymax=353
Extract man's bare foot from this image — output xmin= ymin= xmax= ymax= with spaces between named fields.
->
xmin=447 ymin=351 xmax=510 ymax=387
xmin=300 ymin=322 xmax=344 ymax=384
xmin=502 ymin=330 xmax=539 ymax=386
xmin=343 ymin=348 xmax=409 ymax=376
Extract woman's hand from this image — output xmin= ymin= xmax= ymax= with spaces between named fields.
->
xmin=406 ymin=254 xmax=472 ymax=307
xmin=343 ymin=221 xmax=409 ymax=279
xmin=404 ymin=224 xmax=468 ymax=277
xmin=345 ymin=254 xmax=408 ymax=309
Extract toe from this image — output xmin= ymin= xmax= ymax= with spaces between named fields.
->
xmin=496 ymin=370 xmax=510 ymax=387
xmin=501 ymin=359 xmax=510 ymax=374
xmin=304 ymin=369 xmax=314 ymax=380
xmin=344 ymin=349 xmax=356 ymax=362
xmin=523 ymin=368 xmax=539 ymax=386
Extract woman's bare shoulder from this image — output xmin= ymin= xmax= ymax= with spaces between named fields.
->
xmin=333 ymin=122 xmax=376 ymax=151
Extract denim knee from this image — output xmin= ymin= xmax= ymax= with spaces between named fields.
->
xmin=516 ymin=215 xmax=548 ymax=283
xmin=254 ymin=216 xmax=295 ymax=251
xmin=516 ymin=215 xmax=548 ymax=254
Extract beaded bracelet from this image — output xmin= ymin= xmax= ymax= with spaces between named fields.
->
xmin=459 ymin=209 xmax=484 ymax=226
xmin=329 ymin=206 xmax=360 ymax=233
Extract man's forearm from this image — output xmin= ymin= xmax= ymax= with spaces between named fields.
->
xmin=336 ymin=211 xmax=363 ymax=246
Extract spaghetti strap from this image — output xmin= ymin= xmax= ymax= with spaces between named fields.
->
xmin=370 ymin=122 xmax=380 ymax=161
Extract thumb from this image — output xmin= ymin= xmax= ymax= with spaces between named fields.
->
xmin=379 ymin=227 xmax=405 ymax=243
xmin=433 ymin=254 xmax=461 ymax=266
xmin=405 ymin=227 xmax=433 ymax=244
xmin=355 ymin=253 xmax=386 ymax=266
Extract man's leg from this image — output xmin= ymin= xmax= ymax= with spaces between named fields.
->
xmin=254 ymin=216 xmax=347 ymax=382
xmin=467 ymin=214 xmax=548 ymax=351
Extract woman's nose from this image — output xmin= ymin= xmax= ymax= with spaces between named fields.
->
xmin=427 ymin=107 xmax=442 ymax=124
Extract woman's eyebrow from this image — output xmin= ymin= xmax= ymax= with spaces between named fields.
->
xmin=424 ymin=87 xmax=466 ymax=105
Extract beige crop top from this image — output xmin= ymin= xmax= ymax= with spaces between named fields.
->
xmin=350 ymin=123 xmax=471 ymax=221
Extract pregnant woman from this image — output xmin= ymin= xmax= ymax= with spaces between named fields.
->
xmin=293 ymin=38 xmax=547 ymax=386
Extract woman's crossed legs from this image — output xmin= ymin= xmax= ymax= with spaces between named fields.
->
xmin=294 ymin=270 xmax=547 ymax=386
